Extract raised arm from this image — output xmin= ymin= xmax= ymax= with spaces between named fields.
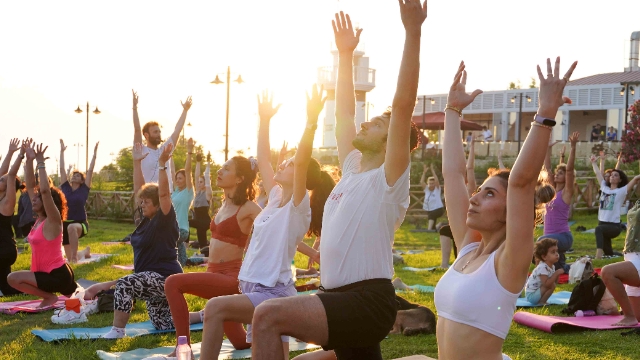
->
xmin=562 ymin=132 xmax=579 ymax=203
xmin=169 ymin=96 xmax=193 ymax=147
xmin=384 ymin=1 xmax=428 ymax=186
xmin=466 ymin=139 xmax=477 ymax=198
xmin=185 ymin=138 xmax=194 ymax=190
xmin=332 ymin=12 xmax=362 ymax=165
xmin=1 ymin=143 xmax=25 ymax=216
xmin=559 ymin=144 xmax=566 ymax=165
xmin=419 ymin=163 xmax=428 ymax=190
xmin=590 ymin=155 xmax=605 ymax=185
xmin=544 ymin=139 xmax=559 ymax=187
xmin=294 ymin=84 xmax=326 ymax=207
xmin=499 ymin=57 xmax=578 ymax=293
xmin=277 ymin=141 xmax=288 ymax=168
xmin=443 ymin=62 xmax=483 ymax=246
xmin=194 ymin=153 xmax=202 ymax=189
xmin=497 ymin=148 xmax=506 ymax=170
xmin=132 ymin=143 xmax=148 ymax=198
xmin=85 ymin=142 xmax=99 ymax=187
xmin=132 ymin=90 xmax=142 ymax=145
xmin=158 ymin=144 xmax=173 ymax=215
xmin=615 ymin=151 xmax=622 ymax=170
xmin=59 ymin=139 xmax=68 ymax=185
xmin=1 ymin=138 xmax=20 ymax=177
xmin=626 ymin=174 xmax=640 ymax=192
xmin=430 ymin=163 xmax=440 ymax=188
xmin=204 ymin=162 xmax=213 ymax=201
xmin=23 ymin=141 xmax=36 ymax=201
xmin=33 ymin=144 xmax=63 ymax=238
xmin=256 ymin=91 xmax=281 ymax=195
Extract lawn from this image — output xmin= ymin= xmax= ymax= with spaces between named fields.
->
xmin=0 ymin=213 xmax=637 ymax=360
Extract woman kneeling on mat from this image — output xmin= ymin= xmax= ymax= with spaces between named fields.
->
xmin=434 ymin=58 xmax=574 ymax=360
xmin=8 ymin=141 xmax=79 ymax=307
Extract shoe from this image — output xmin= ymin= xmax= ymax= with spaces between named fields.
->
xmin=102 ymin=326 xmax=126 ymax=339
xmin=51 ymin=309 xmax=88 ymax=324
xmin=84 ymin=300 xmax=99 ymax=315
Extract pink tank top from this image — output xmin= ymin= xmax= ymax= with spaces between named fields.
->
xmin=28 ymin=219 xmax=65 ymax=273
xmin=544 ymin=189 xmax=570 ymax=235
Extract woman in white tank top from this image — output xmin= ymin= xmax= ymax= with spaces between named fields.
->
xmin=434 ymin=59 xmax=577 ymax=360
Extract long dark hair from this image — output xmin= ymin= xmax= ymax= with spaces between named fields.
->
xmin=606 ymin=169 xmax=629 ymax=188
xmin=305 ymin=158 xmax=336 ymax=237
xmin=228 ymin=156 xmax=258 ymax=206
xmin=36 ymin=185 xmax=68 ymax=221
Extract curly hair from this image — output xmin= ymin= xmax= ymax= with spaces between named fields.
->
xmin=36 ymin=185 xmax=68 ymax=221
xmin=606 ymin=169 xmax=629 ymax=188
xmin=534 ymin=238 xmax=558 ymax=262
xmin=305 ymin=158 xmax=336 ymax=237
xmin=227 ymin=156 xmax=258 ymax=206
xmin=380 ymin=109 xmax=421 ymax=152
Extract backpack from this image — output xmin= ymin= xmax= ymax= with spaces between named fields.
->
xmin=561 ymin=273 xmax=606 ymax=315
xmin=568 ymin=256 xmax=594 ymax=284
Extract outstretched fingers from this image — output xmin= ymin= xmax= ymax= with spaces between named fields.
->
xmin=563 ymin=61 xmax=578 ymax=81
xmin=546 ymin=58 xmax=553 ymax=78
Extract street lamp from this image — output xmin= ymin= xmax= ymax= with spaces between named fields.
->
xmin=211 ymin=67 xmax=244 ymax=162
xmin=511 ymin=94 xmax=532 ymax=153
xmin=74 ymin=102 xmax=101 ymax=170
xmin=420 ymin=96 xmax=435 ymax=159
xmin=621 ymin=84 xmax=637 ymax=123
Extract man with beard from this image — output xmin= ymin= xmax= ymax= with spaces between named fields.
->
xmin=131 ymin=90 xmax=193 ymax=192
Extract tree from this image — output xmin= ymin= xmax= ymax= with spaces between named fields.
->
xmin=529 ymin=77 xmax=537 ymax=89
xmin=508 ymin=80 xmax=521 ymax=90
xmin=620 ymin=99 xmax=640 ymax=164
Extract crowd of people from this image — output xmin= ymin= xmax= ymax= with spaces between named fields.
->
xmin=1 ymin=1 xmax=640 ymax=359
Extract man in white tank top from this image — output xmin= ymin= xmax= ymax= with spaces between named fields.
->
xmin=248 ymin=4 xmax=427 ymax=360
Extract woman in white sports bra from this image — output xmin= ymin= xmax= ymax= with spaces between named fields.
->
xmin=434 ymin=58 xmax=577 ymax=360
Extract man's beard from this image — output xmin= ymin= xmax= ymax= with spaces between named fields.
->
xmin=149 ymin=137 xmax=162 ymax=146
xmin=352 ymin=137 xmax=383 ymax=154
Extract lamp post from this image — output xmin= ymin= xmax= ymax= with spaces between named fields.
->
xmin=74 ymin=102 xmax=101 ymax=171
xmin=620 ymin=84 xmax=637 ymax=123
xmin=421 ymin=96 xmax=435 ymax=159
xmin=211 ymin=67 xmax=244 ymax=162
xmin=511 ymin=93 xmax=532 ymax=153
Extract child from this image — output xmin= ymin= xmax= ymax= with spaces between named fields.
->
xmin=525 ymin=238 xmax=565 ymax=305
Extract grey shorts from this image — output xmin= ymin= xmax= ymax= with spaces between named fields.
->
xmin=239 ymin=280 xmax=297 ymax=342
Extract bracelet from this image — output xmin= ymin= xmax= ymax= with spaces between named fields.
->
xmin=444 ymin=105 xmax=462 ymax=116
xmin=37 ymin=161 xmax=46 ymax=166
xmin=530 ymin=121 xmax=553 ymax=130
xmin=36 ymin=165 xmax=46 ymax=170
xmin=18 ymin=154 xmax=25 ymax=159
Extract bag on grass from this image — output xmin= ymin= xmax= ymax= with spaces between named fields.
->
xmin=561 ymin=273 xmax=606 ymax=315
xmin=568 ymin=256 xmax=593 ymax=284
xmin=97 ymin=289 xmax=115 ymax=312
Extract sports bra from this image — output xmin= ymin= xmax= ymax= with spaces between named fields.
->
xmin=434 ymin=242 xmax=521 ymax=340
xmin=209 ymin=205 xmax=248 ymax=248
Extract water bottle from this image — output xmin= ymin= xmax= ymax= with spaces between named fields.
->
xmin=291 ymin=260 xmax=297 ymax=282
xmin=574 ymin=310 xmax=596 ymax=317
xmin=176 ymin=335 xmax=191 ymax=360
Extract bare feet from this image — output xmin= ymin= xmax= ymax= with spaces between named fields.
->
xmin=37 ymin=295 xmax=59 ymax=308
xmin=612 ymin=316 xmax=639 ymax=327
xmin=392 ymin=277 xmax=410 ymax=291
xmin=76 ymin=246 xmax=91 ymax=262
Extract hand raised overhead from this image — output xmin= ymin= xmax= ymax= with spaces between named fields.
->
xmin=536 ymin=57 xmax=577 ymax=118
xmin=569 ymin=132 xmax=579 ymax=146
xmin=132 ymin=143 xmax=149 ymax=162
xmin=181 ymin=96 xmax=193 ymax=111
xmin=60 ymin=139 xmax=67 ymax=152
xmin=447 ymin=61 xmax=483 ymax=110
xmin=159 ymin=143 xmax=173 ymax=163
xmin=280 ymin=141 xmax=289 ymax=159
xmin=332 ymin=11 xmax=362 ymax=53
xmin=132 ymin=89 xmax=139 ymax=108
xmin=257 ymin=90 xmax=281 ymax=122
xmin=34 ymin=143 xmax=49 ymax=163
xmin=398 ymin=0 xmax=428 ymax=32
xmin=8 ymin=138 xmax=20 ymax=153
xmin=306 ymin=84 xmax=327 ymax=123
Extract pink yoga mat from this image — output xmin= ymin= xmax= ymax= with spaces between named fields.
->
xmin=513 ymin=311 xmax=640 ymax=333
xmin=111 ymin=264 xmax=134 ymax=271
xmin=0 ymin=297 xmax=67 ymax=315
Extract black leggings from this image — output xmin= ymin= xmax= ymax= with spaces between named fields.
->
xmin=188 ymin=207 xmax=211 ymax=249
xmin=595 ymin=221 xmax=622 ymax=255
xmin=0 ymin=246 xmax=22 ymax=296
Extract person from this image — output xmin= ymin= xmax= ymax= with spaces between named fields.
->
xmin=132 ymin=89 xmax=193 ymax=191
xmin=171 ymin=138 xmax=195 ymax=267
xmin=0 ymin=139 xmax=26 ymax=296
xmin=199 ymin=85 xmax=332 ymax=359
xmin=600 ymin=198 xmax=640 ymax=326
xmin=248 ymin=5 xmax=426 ymax=359
xmin=420 ymin=163 xmax=444 ymax=231
xmin=17 ymin=181 xmax=35 ymax=238
xmin=188 ymin=151 xmax=213 ymax=255
xmin=7 ymin=141 xmax=78 ymax=307
xmin=256 ymin=180 xmax=268 ymax=209
xmin=525 ymin=238 xmax=564 ymax=305
xmin=591 ymin=124 xmax=602 ymax=142
xmin=538 ymin=132 xmax=579 ymax=272
xmin=607 ymin=126 xmax=617 ymax=141
xmin=59 ymin=139 xmax=97 ymax=263
xmin=161 ymin=152 xmax=262 ymax=356
xmin=590 ymin=156 xmax=640 ymax=259
xmin=465 ymin=132 xmax=473 ymax=145
xmin=101 ymin=143 xmax=184 ymax=338
xmin=481 ymin=126 xmax=493 ymax=142
xmin=434 ymin=58 xmax=576 ymax=360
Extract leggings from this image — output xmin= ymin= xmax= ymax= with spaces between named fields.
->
xmin=114 ymin=271 xmax=174 ymax=330
xmin=189 ymin=207 xmax=211 ymax=249
xmin=164 ymin=259 xmax=249 ymax=348
xmin=595 ymin=221 xmax=622 ymax=256
xmin=177 ymin=229 xmax=189 ymax=267
xmin=0 ymin=246 xmax=22 ymax=296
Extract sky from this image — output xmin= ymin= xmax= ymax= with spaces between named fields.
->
xmin=0 ymin=0 xmax=638 ymax=173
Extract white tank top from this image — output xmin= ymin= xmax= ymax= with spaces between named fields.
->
xmin=434 ymin=242 xmax=521 ymax=339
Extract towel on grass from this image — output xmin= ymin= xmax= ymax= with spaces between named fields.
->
xmin=0 ymin=297 xmax=67 ymax=315
xmin=75 ymin=253 xmax=113 ymax=264
xmin=32 ymin=321 xmax=203 ymax=342
xmin=516 ymin=291 xmax=571 ymax=307
xmin=112 ymin=264 xmax=135 ymax=271
xmin=402 ymin=267 xmax=437 ymax=272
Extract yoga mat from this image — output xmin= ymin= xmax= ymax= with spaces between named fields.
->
xmin=112 ymin=264 xmax=134 ymax=271
xmin=402 ymin=267 xmax=437 ymax=272
xmin=516 ymin=291 xmax=571 ymax=307
xmin=0 ymin=297 xmax=67 ymax=315
xmin=76 ymin=279 xmax=99 ymax=289
xmin=537 ymin=221 xmax=575 ymax=229
xmin=513 ymin=311 xmax=640 ymax=333
xmin=403 ymin=285 xmax=435 ymax=293
xmin=32 ymin=321 xmax=204 ymax=342
xmin=296 ymin=273 xmax=320 ymax=279
xmin=96 ymin=339 xmax=320 ymax=359
xmin=558 ymin=268 xmax=601 ymax=284
xmin=101 ymin=241 xmax=130 ymax=245
xmin=75 ymin=253 xmax=113 ymax=264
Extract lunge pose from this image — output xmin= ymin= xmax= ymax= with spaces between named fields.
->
xmin=247 ymin=4 xmax=426 ymax=359
xmin=434 ymin=58 xmax=576 ymax=360
xmin=171 ymin=138 xmax=195 ymax=266
xmin=420 ymin=163 xmax=444 ymax=231
xmin=8 ymin=141 xmax=78 ymax=307
xmin=59 ymin=139 xmax=97 ymax=263
xmin=189 ymin=152 xmax=213 ymax=254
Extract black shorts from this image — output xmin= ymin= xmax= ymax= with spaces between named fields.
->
xmin=316 ymin=278 xmax=397 ymax=357
xmin=34 ymin=263 xmax=78 ymax=296
xmin=62 ymin=220 xmax=89 ymax=245
xmin=426 ymin=207 xmax=444 ymax=221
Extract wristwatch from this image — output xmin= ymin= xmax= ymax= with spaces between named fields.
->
xmin=306 ymin=123 xmax=318 ymax=131
xmin=534 ymin=114 xmax=556 ymax=127
xmin=159 ymin=166 xmax=168 ymax=171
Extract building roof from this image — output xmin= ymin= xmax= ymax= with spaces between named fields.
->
xmin=568 ymin=71 xmax=640 ymax=86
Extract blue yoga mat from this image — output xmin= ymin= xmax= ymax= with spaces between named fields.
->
xmin=32 ymin=321 xmax=203 ymax=342
xmin=516 ymin=291 xmax=571 ymax=307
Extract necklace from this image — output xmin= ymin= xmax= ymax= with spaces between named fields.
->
xmin=461 ymin=259 xmax=473 ymax=271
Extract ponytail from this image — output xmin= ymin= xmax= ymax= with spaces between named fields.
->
xmin=306 ymin=158 xmax=336 ymax=237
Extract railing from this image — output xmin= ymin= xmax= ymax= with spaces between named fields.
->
xmin=317 ymin=66 xmax=376 ymax=90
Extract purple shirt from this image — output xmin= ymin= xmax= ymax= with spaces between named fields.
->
xmin=544 ymin=189 xmax=570 ymax=235
xmin=61 ymin=182 xmax=90 ymax=221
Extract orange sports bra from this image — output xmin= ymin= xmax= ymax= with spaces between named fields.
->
xmin=209 ymin=205 xmax=248 ymax=248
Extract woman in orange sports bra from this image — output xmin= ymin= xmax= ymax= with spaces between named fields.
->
xmin=163 ymin=155 xmax=262 ymax=357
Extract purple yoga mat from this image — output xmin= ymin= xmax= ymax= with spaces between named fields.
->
xmin=514 ymin=311 xmax=640 ymax=333
xmin=0 ymin=297 xmax=67 ymax=315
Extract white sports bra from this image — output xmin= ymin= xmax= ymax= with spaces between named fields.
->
xmin=434 ymin=242 xmax=521 ymax=339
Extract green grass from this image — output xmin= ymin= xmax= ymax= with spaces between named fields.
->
xmin=1 ymin=214 xmax=637 ymax=359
